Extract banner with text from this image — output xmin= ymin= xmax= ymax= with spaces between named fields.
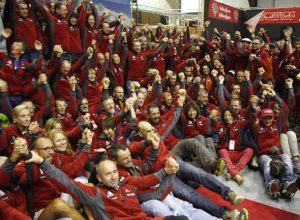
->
xmin=259 ymin=8 xmax=300 ymax=24
xmin=208 ymin=0 xmax=239 ymax=24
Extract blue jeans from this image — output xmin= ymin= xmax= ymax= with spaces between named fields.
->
xmin=141 ymin=194 xmax=219 ymax=220
xmin=258 ymin=154 xmax=296 ymax=189
xmin=172 ymin=159 xmax=231 ymax=218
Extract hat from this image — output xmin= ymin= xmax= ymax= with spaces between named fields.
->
xmin=260 ymin=108 xmax=274 ymax=118
xmin=212 ymin=36 xmax=221 ymax=41
xmin=241 ymin=38 xmax=252 ymax=43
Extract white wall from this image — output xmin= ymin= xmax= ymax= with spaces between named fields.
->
xmin=137 ymin=0 xmax=175 ymax=10
xmin=215 ymin=0 xmax=250 ymax=9
xmin=257 ymin=0 xmax=300 ymax=8
xmin=181 ymin=0 xmax=201 ymax=13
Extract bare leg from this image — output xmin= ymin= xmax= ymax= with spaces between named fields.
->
xmin=38 ymin=198 xmax=85 ymax=220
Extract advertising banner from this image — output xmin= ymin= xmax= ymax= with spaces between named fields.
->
xmin=208 ymin=0 xmax=239 ymax=24
xmin=94 ymin=0 xmax=131 ymax=18
xmin=259 ymin=8 xmax=300 ymax=24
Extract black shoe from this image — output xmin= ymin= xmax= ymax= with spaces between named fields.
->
xmin=248 ymin=156 xmax=259 ymax=171
xmin=281 ymin=182 xmax=298 ymax=200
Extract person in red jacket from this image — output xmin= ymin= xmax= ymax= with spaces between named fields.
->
xmin=109 ymin=144 xmax=222 ymax=220
xmin=5 ymin=1 xmax=44 ymax=60
xmin=68 ymin=12 xmax=83 ymax=63
xmin=129 ymin=121 xmax=248 ymax=220
xmin=53 ymin=97 xmax=75 ymax=131
xmin=78 ymin=66 xmax=102 ymax=114
xmin=93 ymin=99 xmax=136 ymax=160
xmin=0 ymin=156 xmax=30 ymax=220
xmin=1 ymin=137 xmax=86 ymax=219
xmin=217 ymin=106 xmax=253 ymax=185
xmin=26 ymin=145 xmax=188 ymax=220
xmin=255 ymin=108 xmax=298 ymax=200
xmin=196 ymin=89 xmax=218 ymax=117
xmin=247 ymin=37 xmax=272 ymax=81
xmin=126 ymin=37 xmax=168 ymax=92
xmin=0 ymin=40 xmax=43 ymax=106
xmin=160 ymin=91 xmax=174 ymax=115
xmin=32 ymin=0 xmax=79 ymax=53
xmin=0 ymin=104 xmax=43 ymax=156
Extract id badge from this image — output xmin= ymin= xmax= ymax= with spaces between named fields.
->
xmin=229 ymin=140 xmax=235 ymax=151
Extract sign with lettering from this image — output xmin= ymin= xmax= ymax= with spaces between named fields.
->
xmin=208 ymin=0 xmax=239 ymax=24
xmin=259 ymin=8 xmax=300 ymax=24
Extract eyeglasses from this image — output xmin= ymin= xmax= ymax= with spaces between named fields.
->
xmin=38 ymin=147 xmax=55 ymax=152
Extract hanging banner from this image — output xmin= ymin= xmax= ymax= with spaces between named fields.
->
xmin=208 ymin=0 xmax=239 ymax=24
xmin=94 ymin=0 xmax=131 ymax=19
xmin=258 ymin=8 xmax=300 ymax=24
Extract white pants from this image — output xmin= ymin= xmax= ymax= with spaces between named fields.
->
xmin=280 ymin=131 xmax=299 ymax=159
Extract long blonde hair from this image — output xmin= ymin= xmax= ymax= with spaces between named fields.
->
xmin=44 ymin=118 xmax=63 ymax=136
xmin=47 ymin=129 xmax=73 ymax=155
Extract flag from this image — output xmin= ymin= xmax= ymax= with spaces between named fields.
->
xmin=244 ymin=10 xmax=264 ymax=29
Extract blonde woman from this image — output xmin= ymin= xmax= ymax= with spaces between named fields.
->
xmin=47 ymin=129 xmax=73 ymax=156
xmin=44 ymin=118 xmax=63 ymax=136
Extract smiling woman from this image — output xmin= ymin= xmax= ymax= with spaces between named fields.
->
xmin=47 ymin=129 xmax=73 ymax=155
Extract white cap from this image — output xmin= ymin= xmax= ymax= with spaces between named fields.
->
xmin=241 ymin=38 xmax=252 ymax=43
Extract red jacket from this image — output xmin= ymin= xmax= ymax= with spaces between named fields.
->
xmin=2 ymin=145 xmax=90 ymax=212
xmin=6 ymin=0 xmax=43 ymax=51
xmin=0 ymin=54 xmax=30 ymax=97
xmin=117 ymin=161 xmax=173 ymax=201
xmin=14 ymin=16 xmax=44 ymax=51
xmin=151 ymin=107 xmax=182 ymax=150
xmin=217 ymin=119 xmax=248 ymax=150
xmin=129 ymin=140 xmax=170 ymax=174
xmin=109 ymin=63 xmax=125 ymax=87
xmin=11 ymin=162 xmax=61 ymax=212
xmin=39 ymin=161 xmax=166 ymax=220
xmin=151 ymin=53 xmax=167 ymax=78
xmin=33 ymin=0 xmax=76 ymax=52
xmin=127 ymin=44 xmax=166 ymax=81
xmin=181 ymin=113 xmax=211 ymax=139
xmin=69 ymin=25 xmax=83 ymax=54
xmin=52 ymin=146 xmax=89 ymax=178
xmin=54 ymin=111 xmax=75 ymax=131
xmin=0 ymin=125 xmax=43 ymax=156
xmin=0 ymin=163 xmax=29 ymax=219
xmin=0 ymin=200 xmax=30 ymax=220
xmin=248 ymin=49 xmax=270 ymax=81
xmin=253 ymin=121 xmax=281 ymax=156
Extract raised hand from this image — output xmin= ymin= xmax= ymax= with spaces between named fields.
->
xmin=28 ymin=121 xmax=40 ymax=135
xmin=2 ymin=28 xmax=12 ymax=39
xmin=34 ymin=40 xmax=43 ymax=51
xmin=164 ymin=157 xmax=179 ymax=175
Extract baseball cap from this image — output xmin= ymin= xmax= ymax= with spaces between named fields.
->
xmin=241 ymin=38 xmax=252 ymax=43
xmin=260 ymin=108 xmax=274 ymax=118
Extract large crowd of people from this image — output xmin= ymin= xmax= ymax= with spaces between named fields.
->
xmin=0 ymin=0 xmax=300 ymax=219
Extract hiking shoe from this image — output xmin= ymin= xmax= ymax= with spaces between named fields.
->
xmin=226 ymin=173 xmax=232 ymax=181
xmin=267 ymin=179 xmax=281 ymax=200
xmin=213 ymin=158 xmax=226 ymax=176
xmin=228 ymin=191 xmax=244 ymax=207
xmin=248 ymin=156 xmax=259 ymax=171
xmin=235 ymin=208 xmax=249 ymax=220
xmin=281 ymin=182 xmax=298 ymax=199
xmin=222 ymin=209 xmax=239 ymax=220
xmin=233 ymin=174 xmax=245 ymax=186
